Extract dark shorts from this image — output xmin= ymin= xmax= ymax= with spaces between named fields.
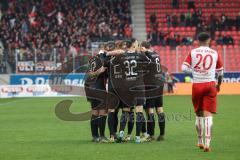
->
xmin=107 ymin=86 xmax=131 ymax=109
xmin=119 ymin=84 xmax=146 ymax=107
xmin=88 ymin=98 xmax=105 ymax=109
xmin=107 ymin=81 xmax=145 ymax=109
xmin=85 ymin=84 xmax=107 ymax=110
xmin=144 ymin=96 xmax=163 ymax=109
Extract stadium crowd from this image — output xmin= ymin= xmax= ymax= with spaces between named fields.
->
xmin=0 ymin=0 xmax=132 ymax=73
xmin=148 ymin=1 xmax=240 ymax=47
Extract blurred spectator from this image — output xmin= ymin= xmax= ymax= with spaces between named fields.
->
xmin=124 ymin=24 xmax=132 ymax=38
xmin=148 ymin=29 xmax=158 ymax=46
xmin=209 ymin=14 xmax=218 ymax=38
xmin=236 ymin=12 xmax=240 ymax=31
xmin=220 ymin=13 xmax=227 ymax=31
xmin=150 ymin=12 xmax=158 ymax=32
xmin=180 ymin=13 xmax=186 ymax=26
xmin=216 ymin=33 xmax=234 ymax=45
xmin=172 ymin=0 xmax=179 ymax=9
xmin=158 ymin=31 xmax=166 ymax=46
xmin=167 ymin=73 xmax=174 ymax=94
xmin=182 ymin=37 xmax=193 ymax=45
xmin=166 ymin=33 xmax=181 ymax=49
xmin=192 ymin=10 xmax=200 ymax=26
xmin=223 ymin=35 xmax=234 ymax=45
xmin=185 ymin=11 xmax=192 ymax=26
xmin=150 ymin=12 xmax=157 ymax=25
xmin=171 ymin=14 xmax=178 ymax=27
xmin=166 ymin=14 xmax=171 ymax=27
xmin=188 ymin=0 xmax=195 ymax=9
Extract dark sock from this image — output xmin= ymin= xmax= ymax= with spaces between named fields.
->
xmin=91 ymin=115 xmax=99 ymax=138
xmin=113 ymin=111 xmax=118 ymax=133
xmin=120 ymin=111 xmax=128 ymax=131
xmin=136 ymin=112 xmax=145 ymax=136
xmin=108 ymin=112 xmax=115 ymax=136
xmin=99 ymin=115 xmax=107 ymax=137
xmin=127 ymin=111 xmax=134 ymax=135
xmin=147 ymin=113 xmax=155 ymax=136
xmin=158 ymin=112 xmax=165 ymax=136
xmin=142 ymin=116 xmax=147 ymax=133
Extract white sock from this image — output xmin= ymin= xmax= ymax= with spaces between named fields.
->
xmin=143 ymin=132 xmax=149 ymax=138
xmin=119 ymin=131 xmax=124 ymax=138
xmin=204 ymin=116 xmax=213 ymax=148
xmin=195 ymin=116 xmax=204 ymax=145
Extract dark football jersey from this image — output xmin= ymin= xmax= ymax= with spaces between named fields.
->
xmin=144 ymin=51 xmax=164 ymax=83
xmin=110 ymin=52 xmax=150 ymax=85
xmin=84 ymin=55 xmax=107 ymax=89
xmin=109 ymin=51 xmax=150 ymax=106
xmin=144 ymin=51 xmax=164 ymax=97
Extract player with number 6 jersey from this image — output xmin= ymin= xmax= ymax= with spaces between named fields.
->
xmin=140 ymin=41 xmax=166 ymax=141
xmin=181 ymin=32 xmax=223 ymax=152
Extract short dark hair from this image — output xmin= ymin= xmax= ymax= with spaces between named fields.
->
xmin=198 ymin=32 xmax=210 ymax=42
xmin=121 ymin=40 xmax=132 ymax=49
xmin=141 ymin=41 xmax=151 ymax=49
xmin=104 ymin=41 xmax=115 ymax=51
xmin=129 ymin=38 xmax=137 ymax=44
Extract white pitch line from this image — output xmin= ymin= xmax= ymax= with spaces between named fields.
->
xmin=0 ymin=98 xmax=82 ymax=106
xmin=0 ymin=99 xmax=28 ymax=106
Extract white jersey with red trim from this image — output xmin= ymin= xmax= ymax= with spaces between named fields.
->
xmin=183 ymin=46 xmax=223 ymax=83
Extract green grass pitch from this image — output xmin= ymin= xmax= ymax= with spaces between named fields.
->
xmin=0 ymin=95 xmax=239 ymax=160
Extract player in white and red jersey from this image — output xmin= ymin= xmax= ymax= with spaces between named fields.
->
xmin=181 ymin=32 xmax=223 ymax=152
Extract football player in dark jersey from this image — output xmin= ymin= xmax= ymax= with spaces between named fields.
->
xmin=84 ymin=44 xmax=108 ymax=143
xmin=109 ymin=39 xmax=150 ymax=143
xmin=104 ymin=40 xmax=137 ymax=142
xmin=101 ymin=41 xmax=121 ymax=142
xmin=141 ymin=41 xmax=166 ymax=141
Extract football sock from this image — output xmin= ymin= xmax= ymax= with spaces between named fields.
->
xmin=142 ymin=116 xmax=147 ymax=133
xmin=136 ymin=112 xmax=144 ymax=136
xmin=91 ymin=115 xmax=99 ymax=138
xmin=120 ymin=111 xmax=129 ymax=132
xmin=204 ymin=116 xmax=213 ymax=148
xmin=158 ymin=112 xmax=165 ymax=136
xmin=108 ymin=112 xmax=115 ymax=136
xmin=195 ymin=116 xmax=204 ymax=145
xmin=114 ymin=111 xmax=119 ymax=133
xmin=147 ymin=113 xmax=155 ymax=136
xmin=127 ymin=111 xmax=134 ymax=135
xmin=99 ymin=115 xmax=107 ymax=137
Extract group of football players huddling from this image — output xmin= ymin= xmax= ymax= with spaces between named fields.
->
xmin=84 ymin=32 xmax=223 ymax=152
xmin=84 ymin=39 xmax=166 ymax=143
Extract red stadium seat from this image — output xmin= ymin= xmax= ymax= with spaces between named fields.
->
xmin=145 ymin=0 xmax=240 ymax=72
